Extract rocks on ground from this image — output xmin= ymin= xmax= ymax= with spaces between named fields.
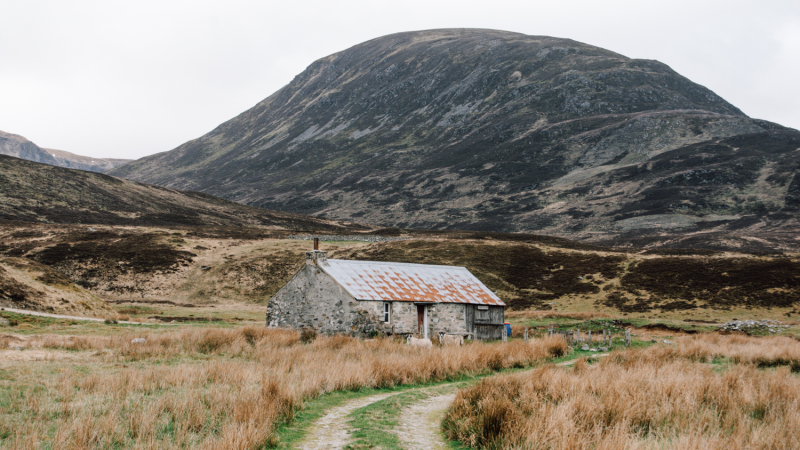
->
xmin=718 ymin=319 xmax=790 ymax=334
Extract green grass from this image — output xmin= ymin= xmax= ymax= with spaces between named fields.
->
xmin=345 ymin=384 xmax=462 ymax=450
xmin=0 ymin=309 xmax=107 ymax=329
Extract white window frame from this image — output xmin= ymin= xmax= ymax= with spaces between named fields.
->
xmin=383 ymin=302 xmax=391 ymax=323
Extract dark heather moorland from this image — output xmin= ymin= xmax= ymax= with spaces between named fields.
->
xmin=109 ymin=28 xmax=800 ymax=251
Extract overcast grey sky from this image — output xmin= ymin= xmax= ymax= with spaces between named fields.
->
xmin=1 ymin=0 xmax=798 ymax=159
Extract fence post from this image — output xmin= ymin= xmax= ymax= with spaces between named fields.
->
xmin=588 ymin=330 xmax=591 ymax=344
xmin=625 ymin=330 xmax=631 ymax=347
xmin=502 ymin=325 xmax=508 ymax=342
xmin=524 ymin=327 xmax=528 ymax=341
xmin=576 ymin=329 xmax=580 ymax=342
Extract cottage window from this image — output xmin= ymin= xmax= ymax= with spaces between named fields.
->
xmin=383 ymin=302 xmax=391 ymax=323
xmin=476 ymin=305 xmax=489 ymax=321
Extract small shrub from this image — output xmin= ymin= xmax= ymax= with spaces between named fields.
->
xmin=196 ymin=330 xmax=233 ymax=353
xmin=104 ymin=318 xmax=117 ymax=324
xmin=300 ymin=327 xmax=317 ymax=344
xmin=242 ymin=326 xmax=271 ymax=346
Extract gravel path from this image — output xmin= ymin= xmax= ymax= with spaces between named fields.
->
xmin=295 ymin=392 xmax=397 ymax=450
xmin=394 ymin=393 xmax=456 ymax=450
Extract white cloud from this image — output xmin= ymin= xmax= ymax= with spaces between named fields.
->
xmin=0 ymin=0 xmax=797 ymax=158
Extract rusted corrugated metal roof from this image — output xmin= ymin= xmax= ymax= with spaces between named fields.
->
xmin=321 ymin=259 xmax=504 ymax=306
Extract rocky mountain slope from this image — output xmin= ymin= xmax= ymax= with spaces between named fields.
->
xmin=0 ymin=130 xmax=130 ymax=173
xmin=0 ymin=154 xmax=366 ymax=231
xmin=109 ymin=29 xmax=800 ymax=250
xmin=44 ymin=148 xmax=130 ymax=172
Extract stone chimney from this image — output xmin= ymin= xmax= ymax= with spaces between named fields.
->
xmin=306 ymin=238 xmax=328 ymax=266
xmin=306 ymin=250 xmax=328 ymax=266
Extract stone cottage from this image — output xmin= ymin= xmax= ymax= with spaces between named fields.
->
xmin=265 ymin=249 xmax=506 ymax=340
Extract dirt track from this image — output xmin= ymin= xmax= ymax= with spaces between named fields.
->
xmin=295 ymin=392 xmax=398 ymax=450
xmin=395 ymin=392 xmax=456 ymax=450
xmin=294 ymin=354 xmax=607 ymax=449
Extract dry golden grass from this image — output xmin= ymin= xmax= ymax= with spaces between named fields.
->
xmin=444 ymin=335 xmax=800 ymax=450
xmin=1 ymin=327 xmax=566 ymax=449
xmin=675 ymin=333 xmax=800 ymax=370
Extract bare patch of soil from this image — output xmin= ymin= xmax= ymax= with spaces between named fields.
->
xmin=148 ymin=316 xmax=224 ymax=323
xmin=395 ymin=393 xmax=456 ymax=450
xmin=106 ymin=299 xmax=198 ymax=307
xmin=637 ymin=323 xmax=698 ymax=335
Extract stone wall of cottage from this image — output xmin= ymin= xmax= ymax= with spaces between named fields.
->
xmin=388 ymin=301 xmax=417 ymax=335
xmin=266 ymin=264 xmax=389 ymax=337
xmin=429 ymin=303 xmax=468 ymax=336
xmin=266 ymin=256 xmax=473 ymax=339
xmin=385 ymin=302 xmax=468 ymax=337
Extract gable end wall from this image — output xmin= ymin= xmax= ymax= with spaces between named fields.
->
xmin=266 ymin=265 xmax=387 ymax=336
xmin=266 ymin=265 xmax=355 ymax=335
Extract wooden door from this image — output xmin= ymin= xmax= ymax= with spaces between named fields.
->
xmin=465 ymin=304 xmax=474 ymax=336
xmin=417 ymin=305 xmax=425 ymax=338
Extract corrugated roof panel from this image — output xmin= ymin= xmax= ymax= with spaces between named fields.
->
xmin=321 ymin=260 xmax=504 ymax=306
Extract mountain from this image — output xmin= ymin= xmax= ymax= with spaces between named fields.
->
xmin=44 ymin=148 xmax=130 ymax=172
xmin=0 ymin=154 xmax=367 ymax=231
xmin=109 ymin=29 xmax=800 ymax=249
xmin=0 ymin=130 xmax=130 ymax=173
xmin=0 ymin=130 xmax=58 ymax=166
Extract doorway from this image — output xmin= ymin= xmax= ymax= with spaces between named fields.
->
xmin=416 ymin=305 xmax=428 ymax=339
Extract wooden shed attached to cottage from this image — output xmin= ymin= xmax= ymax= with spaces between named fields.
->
xmin=266 ymin=249 xmax=506 ymax=340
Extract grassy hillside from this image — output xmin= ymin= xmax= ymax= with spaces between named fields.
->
xmin=331 ymin=239 xmax=800 ymax=319
xmin=0 ymin=256 xmax=112 ymax=315
xmin=2 ymin=222 xmax=797 ymax=322
xmin=0 ymin=154 xmax=366 ymax=231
